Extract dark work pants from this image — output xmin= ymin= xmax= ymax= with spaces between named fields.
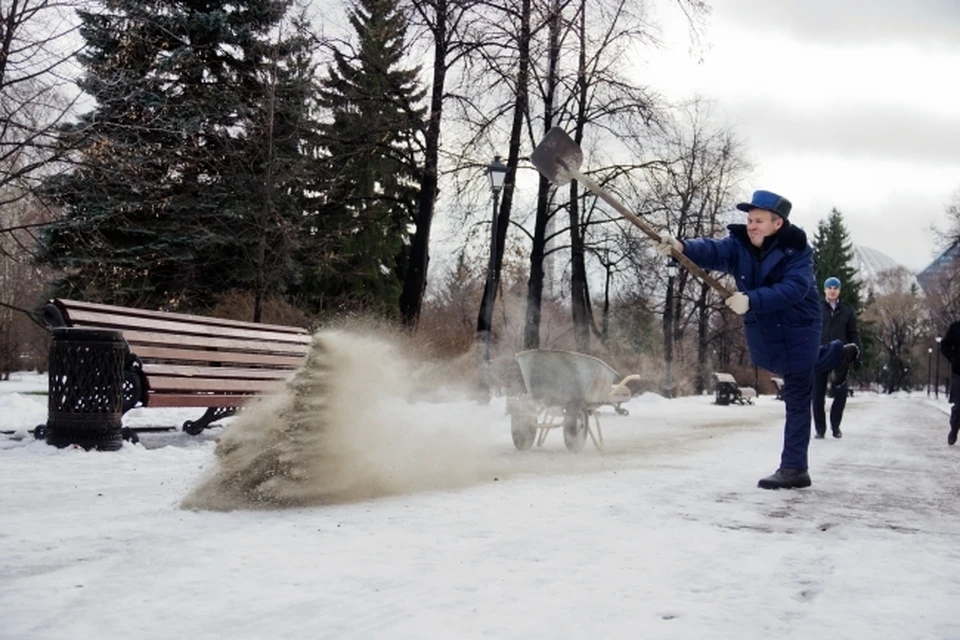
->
xmin=812 ymin=367 xmax=849 ymax=435
xmin=780 ymin=340 xmax=846 ymax=470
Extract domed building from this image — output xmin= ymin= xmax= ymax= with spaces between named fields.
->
xmin=849 ymin=245 xmax=921 ymax=296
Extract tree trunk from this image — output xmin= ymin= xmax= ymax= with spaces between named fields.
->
xmin=476 ymin=0 xmax=530 ymax=345
xmin=523 ymin=0 xmax=560 ymax=349
xmin=663 ymin=277 xmax=675 ymax=397
xmin=569 ymin=0 xmax=590 ymax=353
xmin=399 ymin=2 xmax=448 ymax=328
xmin=254 ymin=56 xmax=278 ymax=324
xmin=695 ymin=281 xmax=710 ymax=394
xmin=569 ymin=191 xmax=589 ymax=352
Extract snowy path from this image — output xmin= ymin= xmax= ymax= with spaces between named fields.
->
xmin=2 ymin=391 xmax=959 ymax=639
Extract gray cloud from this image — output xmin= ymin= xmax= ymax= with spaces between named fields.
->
xmin=724 ymin=100 xmax=960 ymax=165
xmin=716 ymin=0 xmax=960 ymax=49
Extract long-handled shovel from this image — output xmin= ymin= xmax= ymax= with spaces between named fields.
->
xmin=530 ymin=127 xmax=734 ymax=298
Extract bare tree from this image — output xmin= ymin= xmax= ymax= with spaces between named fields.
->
xmin=938 ymin=186 xmax=960 ymax=249
xmin=522 ymin=0 xmax=678 ymax=351
xmin=634 ymin=98 xmax=750 ymax=394
xmin=0 ymin=0 xmax=83 ymax=207
xmin=473 ymin=0 xmax=531 ymax=362
xmin=925 ymin=259 xmax=960 ymax=334
xmin=0 ymin=196 xmax=52 ymax=377
xmin=424 ymin=0 xmax=703 ymax=354
xmin=862 ymin=267 xmax=926 ymax=393
xmin=0 ymin=0 xmax=78 ymax=374
xmin=399 ymin=0 xmax=483 ymax=328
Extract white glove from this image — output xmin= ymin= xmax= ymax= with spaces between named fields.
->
xmin=656 ymin=234 xmax=682 ymax=257
xmin=725 ymin=292 xmax=750 ymax=315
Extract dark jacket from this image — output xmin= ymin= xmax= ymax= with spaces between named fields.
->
xmin=682 ymin=223 xmax=821 ymax=376
xmin=941 ymin=320 xmax=960 ymax=376
xmin=821 ymin=299 xmax=860 ymax=350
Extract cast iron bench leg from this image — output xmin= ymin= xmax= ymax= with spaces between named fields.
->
xmin=183 ymin=407 xmax=236 ymax=435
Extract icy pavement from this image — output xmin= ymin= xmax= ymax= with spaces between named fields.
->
xmin=1 ymin=378 xmax=959 ymax=639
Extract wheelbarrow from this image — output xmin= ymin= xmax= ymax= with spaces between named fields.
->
xmin=606 ymin=374 xmax=641 ymax=416
xmin=509 ymin=349 xmax=620 ymax=452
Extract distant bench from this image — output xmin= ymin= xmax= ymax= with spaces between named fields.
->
xmin=42 ymin=299 xmax=311 ymax=434
xmin=712 ymin=372 xmax=756 ymax=406
xmin=770 ymin=376 xmax=785 ymax=401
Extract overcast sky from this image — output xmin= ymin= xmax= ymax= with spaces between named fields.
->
xmin=642 ymin=0 xmax=960 ymax=271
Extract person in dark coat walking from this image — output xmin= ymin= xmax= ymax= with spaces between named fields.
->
xmin=812 ymin=277 xmax=861 ymax=439
xmin=658 ymin=190 xmax=859 ymax=490
xmin=940 ymin=320 xmax=960 ymax=445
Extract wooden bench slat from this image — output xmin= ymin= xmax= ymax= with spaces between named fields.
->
xmin=713 ymin=372 xmax=737 ymax=383
xmin=62 ymin=309 xmax=312 ymax=345
xmin=135 ymin=346 xmax=306 ymax=368
xmin=55 ymin=299 xmax=307 ymax=334
xmin=146 ymin=376 xmax=284 ymax=394
xmin=122 ymin=330 xmax=311 ymax=355
xmin=145 ymin=394 xmax=257 ymax=408
xmin=142 ymin=364 xmax=295 ymax=380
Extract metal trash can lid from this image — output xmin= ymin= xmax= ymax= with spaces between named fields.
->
xmin=51 ymin=327 xmax=125 ymax=343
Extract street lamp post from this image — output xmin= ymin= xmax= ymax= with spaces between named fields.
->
xmin=664 ymin=259 xmax=678 ymax=398
xmin=928 ymin=347 xmax=933 ymax=397
xmin=936 ymin=336 xmax=943 ymax=399
xmin=480 ymin=156 xmax=508 ymax=398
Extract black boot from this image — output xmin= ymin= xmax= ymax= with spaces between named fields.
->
xmin=949 ymin=426 xmax=958 ymax=446
xmin=814 ymin=432 xmax=825 ymax=439
xmin=758 ymin=468 xmax=812 ymax=490
xmin=842 ymin=343 xmax=860 ymax=366
xmin=832 ymin=428 xmax=842 ymax=439
xmin=832 ymin=344 xmax=859 ymax=388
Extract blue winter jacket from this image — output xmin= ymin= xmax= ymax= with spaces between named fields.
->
xmin=682 ymin=223 xmax=821 ymax=375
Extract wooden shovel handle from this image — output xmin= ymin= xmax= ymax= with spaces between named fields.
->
xmin=569 ymin=168 xmax=734 ymax=298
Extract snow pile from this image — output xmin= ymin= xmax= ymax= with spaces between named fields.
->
xmin=0 ymin=391 xmax=45 ymax=429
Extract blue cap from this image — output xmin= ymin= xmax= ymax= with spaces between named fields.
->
xmin=824 ymin=277 xmax=841 ymax=289
xmin=736 ymin=190 xmax=792 ymax=218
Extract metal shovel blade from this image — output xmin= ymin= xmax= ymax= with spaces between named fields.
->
xmin=529 ymin=126 xmax=735 ymax=299
xmin=530 ymin=127 xmax=583 ymax=186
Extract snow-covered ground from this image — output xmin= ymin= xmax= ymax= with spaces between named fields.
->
xmin=2 ymin=369 xmax=959 ymax=640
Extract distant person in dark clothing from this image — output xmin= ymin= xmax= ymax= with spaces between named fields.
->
xmin=940 ymin=320 xmax=960 ymax=445
xmin=812 ymin=277 xmax=861 ymax=439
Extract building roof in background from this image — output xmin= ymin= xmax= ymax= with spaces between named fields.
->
xmin=916 ymin=240 xmax=960 ymax=292
xmin=851 ymin=245 xmax=921 ymax=295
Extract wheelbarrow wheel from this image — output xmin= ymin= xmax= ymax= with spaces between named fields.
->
xmin=563 ymin=404 xmax=588 ymax=453
xmin=510 ymin=413 xmax=536 ymax=450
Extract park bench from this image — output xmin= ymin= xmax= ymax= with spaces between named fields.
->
xmin=770 ymin=376 xmax=785 ymax=401
xmin=42 ymin=298 xmax=311 ymax=434
xmin=712 ymin=372 xmax=755 ymax=406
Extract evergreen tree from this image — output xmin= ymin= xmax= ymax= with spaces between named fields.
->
xmin=36 ymin=0 xmax=309 ymax=313
xmin=231 ymin=10 xmax=324 ymax=321
xmin=812 ymin=208 xmax=863 ymax=314
xmin=298 ymin=0 xmax=425 ymax=318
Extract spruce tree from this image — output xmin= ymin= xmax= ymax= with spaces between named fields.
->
xmin=299 ymin=0 xmax=425 ymax=318
xmin=36 ymin=0 xmax=307 ymax=312
xmin=812 ymin=208 xmax=863 ymax=314
xmin=229 ymin=10 xmax=323 ymax=321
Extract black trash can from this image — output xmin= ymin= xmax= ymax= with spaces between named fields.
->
xmin=45 ymin=328 xmax=127 ymax=451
